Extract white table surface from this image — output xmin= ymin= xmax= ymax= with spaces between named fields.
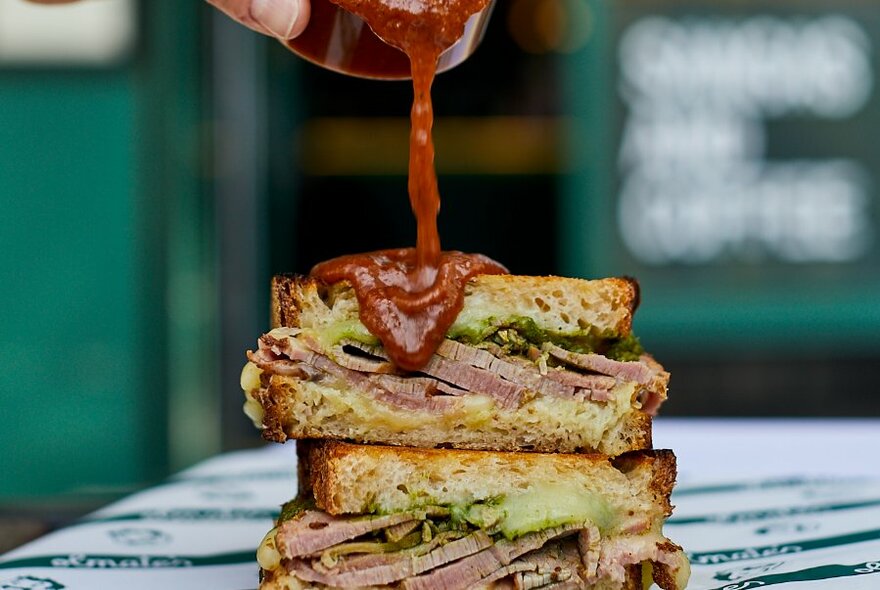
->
xmin=653 ymin=418 xmax=880 ymax=481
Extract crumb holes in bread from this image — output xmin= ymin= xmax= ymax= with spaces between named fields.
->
xmin=316 ymin=283 xmax=332 ymax=307
xmin=560 ymin=312 xmax=571 ymax=324
xmin=397 ymin=484 xmax=409 ymax=494
xmin=534 ymin=297 xmax=551 ymax=312
xmin=577 ymin=318 xmax=590 ymax=330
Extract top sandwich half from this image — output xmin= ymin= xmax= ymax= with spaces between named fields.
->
xmin=242 ymin=274 xmax=669 ymax=455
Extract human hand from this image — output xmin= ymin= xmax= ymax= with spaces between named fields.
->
xmin=23 ymin=0 xmax=311 ymax=41
xmin=206 ymin=0 xmax=311 ymax=40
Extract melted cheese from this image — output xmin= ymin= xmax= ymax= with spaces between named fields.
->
xmin=278 ymin=377 xmax=637 ymax=456
xmin=257 ymin=527 xmax=282 ymax=571
xmin=498 ymin=483 xmax=612 ymax=539
xmin=240 ymin=362 xmax=264 ymax=428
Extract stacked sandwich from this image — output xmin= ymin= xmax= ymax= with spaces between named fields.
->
xmin=242 ymin=274 xmax=690 ymax=589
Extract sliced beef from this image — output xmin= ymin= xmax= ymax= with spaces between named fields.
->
xmin=370 ymin=390 xmax=464 ymax=413
xmin=254 ymin=334 xmax=358 ymax=386
xmin=275 ymin=510 xmax=420 ymax=558
xmin=540 ymin=368 xmax=616 ymax=395
xmin=499 ymin=524 xmax=585 ymax=562
xmin=339 ymin=338 xmax=389 ymax=359
xmin=370 ymin=373 xmax=469 ymax=400
xmin=246 ymin=351 xmax=322 ymax=380
xmin=333 ymin=531 xmax=461 ymax=573
xmin=371 ymin=375 xmax=440 ymax=396
xmin=419 ymin=355 xmax=525 ymax=409
xmin=369 ymin=375 xmax=464 ymax=413
xmin=254 ymin=330 xmax=642 ymax=411
xmin=577 ymin=525 xmax=600 ymax=582
xmin=544 ymin=344 xmax=653 ymax=384
xmin=636 ymin=354 xmax=670 ymax=415
xmin=435 ymin=381 xmax=470 ymax=396
xmin=597 ymin=533 xmax=684 ymax=587
xmin=292 ymin=555 xmax=410 ymax=587
xmin=435 ymin=339 xmax=499 ymax=369
xmin=261 ymin=331 xmax=313 ymax=363
xmin=329 ymin=345 xmax=397 ymax=374
xmin=513 ymin=540 xmax=585 ymax=589
xmin=402 ymin=524 xmax=584 ymax=590
xmin=295 ymin=332 xmax=397 ymax=375
xmin=494 ymin=530 xmax=686 ymax=590
xmin=401 ymin=547 xmax=507 ymax=590
xmin=413 ymin=531 xmax=494 ymax=572
xmin=295 ymin=332 xmax=396 ymax=375
xmin=466 ymin=560 xmax=538 ymax=588
xmin=291 ymin=531 xmax=494 ymax=587
xmin=255 ymin=334 xmax=465 ymax=413
xmin=437 ymin=340 xmax=609 ymax=401
xmin=464 ymin=540 xmax=587 ymax=590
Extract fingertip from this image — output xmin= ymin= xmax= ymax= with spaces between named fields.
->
xmin=287 ymin=0 xmax=310 ymax=39
xmin=251 ymin=0 xmax=310 ymax=41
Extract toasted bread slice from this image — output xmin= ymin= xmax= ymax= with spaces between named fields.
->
xmin=271 ymin=274 xmax=639 ymax=341
xmin=305 ymin=441 xmax=674 ymax=523
xmin=244 ymin=273 xmax=661 ymax=454
xmin=244 ymin=331 xmax=663 ymax=455
xmin=246 ymin=373 xmax=652 ymax=455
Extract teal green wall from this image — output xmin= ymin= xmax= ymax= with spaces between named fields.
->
xmin=0 ymin=73 xmax=150 ymax=497
xmin=0 ymin=1 xmax=209 ymax=501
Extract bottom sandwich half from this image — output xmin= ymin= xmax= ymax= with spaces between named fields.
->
xmin=257 ymin=441 xmax=690 ymax=590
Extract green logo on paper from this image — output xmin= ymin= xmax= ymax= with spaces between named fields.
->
xmin=691 ymin=528 xmax=880 ymax=565
xmin=706 ymin=560 xmax=880 ymax=590
xmin=0 ymin=576 xmax=65 ymax=590
xmin=49 ymin=555 xmax=192 ymax=569
xmin=0 ymin=551 xmax=254 ymax=570
xmin=108 ymin=528 xmax=172 ymax=547
xmin=692 ymin=544 xmax=802 ymax=565
xmin=714 ymin=562 xmax=783 ymax=582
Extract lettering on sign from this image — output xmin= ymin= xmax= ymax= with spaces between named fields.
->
xmin=617 ymin=15 xmax=874 ymax=265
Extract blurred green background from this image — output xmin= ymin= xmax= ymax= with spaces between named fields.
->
xmin=1 ymin=0 xmax=879 ymax=523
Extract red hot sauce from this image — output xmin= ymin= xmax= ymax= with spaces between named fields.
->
xmin=311 ymin=0 xmax=507 ymax=371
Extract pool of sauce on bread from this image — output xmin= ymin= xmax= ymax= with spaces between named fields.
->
xmin=311 ymin=0 xmax=507 ymax=371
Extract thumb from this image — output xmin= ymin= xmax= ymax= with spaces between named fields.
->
xmin=250 ymin=0 xmax=310 ymax=40
xmin=208 ymin=0 xmax=310 ymax=40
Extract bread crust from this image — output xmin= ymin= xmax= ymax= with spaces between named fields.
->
xmin=304 ymin=440 xmax=676 ymax=518
xmin=295 ymin=440 xmax=316 ymax=497
xmin=270 ymin=273 xmax=639 ymax=338
xmin=614 ymin=448 xmax=676 ymax=517
xmin=271 ymin=273 xmax=309 ymax=329
xmin=307 ymin=440 xmax=670 ymax=475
